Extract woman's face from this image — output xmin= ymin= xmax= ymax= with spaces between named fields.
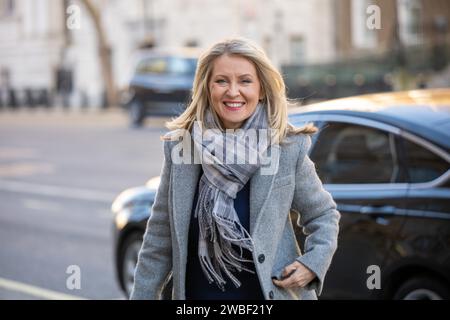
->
xmin=209 ymin=54 xmax=262 ymax=129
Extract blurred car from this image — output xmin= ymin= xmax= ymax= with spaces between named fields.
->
xmin=112 ymin=89 xmax=450 ymax=299
xmin=122 ymin=48 xmax=199 ymax=127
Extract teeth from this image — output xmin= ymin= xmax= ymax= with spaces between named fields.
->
xmin=224 ymin=102 xmax=244 ymax=107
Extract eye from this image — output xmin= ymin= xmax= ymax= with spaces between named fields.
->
xmin=242 ymin=79 xmax=252 ymax=84
xmin=215 ymin=79 xmax=227 ymax=84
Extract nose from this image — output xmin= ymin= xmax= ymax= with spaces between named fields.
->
xmin=226 ymin=82 xmax=240 ymax=97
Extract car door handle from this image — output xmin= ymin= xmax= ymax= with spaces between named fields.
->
xmin=359 ymin=205 xmax=396 ymax=216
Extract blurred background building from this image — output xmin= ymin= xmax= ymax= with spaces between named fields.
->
xmin=0 ymin=0 xmax=449 ymax=110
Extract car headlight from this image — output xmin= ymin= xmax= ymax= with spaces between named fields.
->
xmin=111 ymin=187 xmax=154 ymax=213
xmin=145 ymin=176 xmax=161 ymax=190
xmin=114 ymin=209 xmax=131 ymax=230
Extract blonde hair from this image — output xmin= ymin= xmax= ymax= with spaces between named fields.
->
xmin=163 ymin=38 xmax=317 ymax=144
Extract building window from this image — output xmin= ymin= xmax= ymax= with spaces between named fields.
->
xmin=290 ymin=35 xmax=305 ymax=65
xmin=351 ymin=0 xmax=377 ymax=49
xmin=0 ymin=0 xmax=15 ymax=17
xmin=397 ymin=0 xmax=422 ymax=45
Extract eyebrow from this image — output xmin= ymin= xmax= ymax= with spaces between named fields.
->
xmin=213 ymin=73 xmax=254 ymax=78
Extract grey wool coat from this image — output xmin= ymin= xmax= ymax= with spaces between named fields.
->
xmin=130 ymin=133 xmax=340 ymax=300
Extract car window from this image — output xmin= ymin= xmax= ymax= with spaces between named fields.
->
xmin=401 ymin=138 xmax=449 ymax=183
xmin=136 ymin=57 xmax=197 ymax=75
xmin=443 ymin=178 xmax=450 ymax=188
xmin=169 ymin=57 xmax=197 ymax=75
xmin=310 ymin=122 xmax=398 ymax=184
xmin=136 ymin=57 xmax=168 ymax=74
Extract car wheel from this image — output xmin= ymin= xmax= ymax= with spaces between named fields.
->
xmin=129 ymin=100 xmax=145 ymax=127
xmin=119 ymin=232 xmax=142 ymax=298
xmin=393 ymin=276 xmax=450 ymax=300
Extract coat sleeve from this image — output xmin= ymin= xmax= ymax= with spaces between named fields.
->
xmin=130 ymin=141 xmax=173 ymax=300
xmin=291 ymin=135 xmax=340 ymax=296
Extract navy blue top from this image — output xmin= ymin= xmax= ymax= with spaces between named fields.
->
xmin=185 ymin=170 xmax=264 ymax=300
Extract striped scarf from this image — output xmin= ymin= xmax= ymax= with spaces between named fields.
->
xmin=192 ymin=103 xmax=270 ymax=290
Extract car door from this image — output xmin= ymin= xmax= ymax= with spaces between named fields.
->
xmin=293 ymin=116 xmax=409 ymax=299
xmin=388 ymin=134 xmax=450 ymax=295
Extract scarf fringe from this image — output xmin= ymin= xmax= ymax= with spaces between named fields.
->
xmin=196 ymin=181 xmax=257 ymax=289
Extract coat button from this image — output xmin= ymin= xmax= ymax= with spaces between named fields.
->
xmin=269 ymin=291 xmax=274 ymax=299
xmin=258 ymin=254 xmax=265 ymax=263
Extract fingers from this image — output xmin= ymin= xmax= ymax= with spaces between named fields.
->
xmin=273 ymin=269 xmax=306 ymax=288
xmin=272 ymin=261 xmax=316 ymax=289
xmin=281 ymin=263 xmax=297 ymax=278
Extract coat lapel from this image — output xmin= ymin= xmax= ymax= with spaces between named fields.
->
xmin=172 ymin=162 xmax=201 ymax=247
xmin=249 ymin=168 xmax=276 ymax=236
xmin=249 ymin=142 xmax=281 ymax=235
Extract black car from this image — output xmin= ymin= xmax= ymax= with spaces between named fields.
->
xmin=112 ymin=89 xmax=450 ymax=299
xmin=122 ymin=49 xmax=199 ymax=127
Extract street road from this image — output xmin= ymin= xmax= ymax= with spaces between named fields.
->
xmin=0 ymin=108 xmax=168 ymax=299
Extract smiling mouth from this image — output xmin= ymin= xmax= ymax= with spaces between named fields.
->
xmin=223 ymin=101 xmax=245 ymax=110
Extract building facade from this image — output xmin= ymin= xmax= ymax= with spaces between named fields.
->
xmin=335 ymin=0 xmax=450 ymax=58
xmin=0 ymin=0 xmax=448 ymax=109
xmin=0 ymin=0 xmax=337 ymax=109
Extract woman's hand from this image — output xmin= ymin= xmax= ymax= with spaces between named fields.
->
xmin=272 ymin=261 xmax=316 ymax=289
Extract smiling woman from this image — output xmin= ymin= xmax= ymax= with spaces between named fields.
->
xmin=130 ymin=38 xmax=340 ymax=301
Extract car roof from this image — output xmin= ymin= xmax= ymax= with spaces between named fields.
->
xmin=288 ymin=89 xmax=450 ymax=151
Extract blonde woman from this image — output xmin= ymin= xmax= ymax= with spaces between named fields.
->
xmin=130 ymin=38 xmax=340 ymax=300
